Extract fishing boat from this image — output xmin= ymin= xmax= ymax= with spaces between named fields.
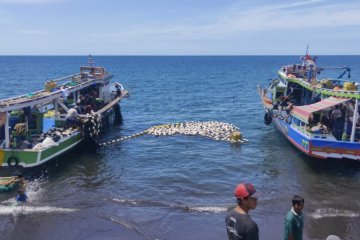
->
xmin=0 ymin=55 xmax=128 ymax=168
xmin=258 ymin=50 xmax=360 ymax=160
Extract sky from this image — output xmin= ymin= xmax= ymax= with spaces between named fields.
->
xmin=0 ymin=0 xmax=359 ymax=55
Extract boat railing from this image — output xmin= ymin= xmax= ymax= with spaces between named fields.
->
xmin=279 ymin=71 xmax=360 ymax=98
xmin=0 ymin=74 xmax=112 ymax=111
xmin=0 ymin=74 xmax=77 ymax=106
xmin=46 ymin=74 xmax=77 ymax=84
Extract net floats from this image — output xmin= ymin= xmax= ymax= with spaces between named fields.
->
xmin=98 ymin=121 xmax=247 ymax=146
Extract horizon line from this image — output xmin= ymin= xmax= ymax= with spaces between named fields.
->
xmin=1 ymin=54 xmax=360 ymax=57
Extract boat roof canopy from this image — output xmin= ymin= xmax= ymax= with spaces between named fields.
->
xmin=292 ymin=97 xmax=349 ymax=123
xmin=80 ymin=66 xmax=105 ymax=73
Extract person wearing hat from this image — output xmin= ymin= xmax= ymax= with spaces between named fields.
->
xmin=284 ymin=195 xmax=304 ymax=240
xmin=225 ymin=183 xmax=260 ymax=240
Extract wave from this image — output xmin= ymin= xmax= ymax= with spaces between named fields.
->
xmin=310 ymin=208 xmax=360 ymax=219
xmin=111 ymin=197 xmax=230 ymax=213
xmin=183 ymin=205 xmax=228 ymax=213
xmin=0 ymin=205 xmax=78 ymax=216
xmin=110 ymin=216 xmax=137 ymax=229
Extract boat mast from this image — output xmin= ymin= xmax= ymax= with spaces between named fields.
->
xmin=88 ymin=54 xmax=94 ymax=67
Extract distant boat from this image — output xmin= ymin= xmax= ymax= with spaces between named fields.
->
xmin=0 ymin=55 xmax=128 ymax=168
xmin=258 ymin=51 xmax=360 ymax=160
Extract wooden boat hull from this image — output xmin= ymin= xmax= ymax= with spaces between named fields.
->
xmin=272 ymin=116 xmax=360 ymax=161
xmin=260 ymin=52 xmax=360 ymax=161
xmin=0 ymin=133 xmax=83 ymax=168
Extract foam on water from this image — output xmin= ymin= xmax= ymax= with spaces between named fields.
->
xmin=110 ymin=216 xmax=137 ymax=229
xmin=0 ymin=205 xmax=78 ymax=216
xmin=184 ymin=205 xmax=228 ymax=213
xmin=310 ymin=208 xmax=360 ymax=219
xmin=1 ymin=176 xmax=45 ymax=204
xmin=0 ymin=177 xmax=77 ymax=216
xmin=111 ymin=197 xmax=228 ymax=213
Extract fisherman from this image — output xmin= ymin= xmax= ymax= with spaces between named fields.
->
xmin=16 ymin=188 xmax=28 ymax=203
xmin=114 ymin=83 xmax=123 ymax=98
xmin=284 ymin=195 xmax=304 ymax=240
xmin=3 ymin=174 xmax=26 ymax=188
xmin=66 ymin=107 xmax=81 ymax=128
xmin=225 ymin=183 xmax=260 ymax=240
xmin=331 ymin=105 xmax=343 ymax=140
xmin=17 ymin=174 xmax=27 ymax=189
xmin=12 ymin=174 xmax=28 ymax=202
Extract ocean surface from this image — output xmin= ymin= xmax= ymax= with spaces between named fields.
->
xmin=0 ymin=56 xmax=360 ymax=240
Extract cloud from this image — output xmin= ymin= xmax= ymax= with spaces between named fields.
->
xmin=0 ymin=0 xmax=72 ymax=4
xmin=251 ymin=0 xmax=327 ymax=12
xmin=215 ymin=0 xmax=360 ymax=32
xmin=17 ymin=29 xmax=48 ymax=34
xmin=89 ymin=0 xmax=360 ymax=42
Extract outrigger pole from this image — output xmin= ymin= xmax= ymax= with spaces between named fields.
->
xmin=350 ymin=98 xmax=359 ymax=142
xmin=4 ymin=112 xmax=9 ymax=148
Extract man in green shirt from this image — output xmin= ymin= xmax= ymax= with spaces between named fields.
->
xmin=284 ymin=195 xmax=304 ymax=240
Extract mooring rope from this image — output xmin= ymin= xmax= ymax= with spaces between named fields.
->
xmin=98 ymin=121 xmax=248 ymax=146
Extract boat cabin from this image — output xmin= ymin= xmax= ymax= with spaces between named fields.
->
xmin=80 ymin=66 xmax=107 ymax=79
xmin=0 ymin=69 xmax=112 ymax=150
xmin=291 ymin=97 xmax=360 ymax=142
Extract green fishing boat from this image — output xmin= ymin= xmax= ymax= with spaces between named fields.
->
xmin=0 ymin=55 xmax=128 ymax=168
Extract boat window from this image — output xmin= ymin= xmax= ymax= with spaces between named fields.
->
xmin=292 ymin=117 xmax=301 ymax=126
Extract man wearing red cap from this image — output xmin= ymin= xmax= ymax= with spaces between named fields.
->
xmin=225 ymin=183 xmax=260 ymax=240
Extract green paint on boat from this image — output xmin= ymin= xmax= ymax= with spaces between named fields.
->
xmin=0 ymin=177 xmax=19 ymax=192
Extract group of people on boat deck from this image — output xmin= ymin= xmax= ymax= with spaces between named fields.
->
xmin=307 ymin=100 xmax=360 ymax=141
xmin=76 ymin=90 xmax=102 ymax=114
xmin=273 ymin=94 xmax=360 ymax=141
xmin=282 ymin=63 xmax=317 ymax=81
xmin=321 ymin=100 xmax=357 ymax=140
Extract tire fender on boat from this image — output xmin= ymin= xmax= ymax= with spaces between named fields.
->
xmin=264 ymin=112 xmax=272 ymax=125
xmin=7 ymin=156 xmax=19 ymax=167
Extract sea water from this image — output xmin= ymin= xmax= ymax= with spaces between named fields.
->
xmin=0 ymin=56 xmax=359 ymax=240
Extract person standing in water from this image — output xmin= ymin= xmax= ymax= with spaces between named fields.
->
xmin=225 ymin=183 xmax=260 ymax=240
xmin=16 ymin=188 xmax=28 ymax=202
xmin=284 ymin=195 xmax=305 ymax=240
xmin=15 ymin=174 xmax=28 ymax=203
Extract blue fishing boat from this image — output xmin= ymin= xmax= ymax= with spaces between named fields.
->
xmin=258 ymin=50 xmax=360 ymax=161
